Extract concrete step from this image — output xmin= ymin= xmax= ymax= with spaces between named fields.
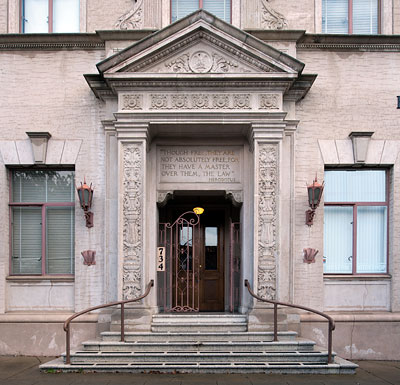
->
xmin=152 ymin=314 xmax=248 ymax=323
xmin=82 ymin=340 xmax=315 ymax=353
xmin=40 ymin=356 xmax=358 ymax=374
xmin=151 ymin=322 xmax=247 ymax=332
xmin=66 ymin=350 xmax=333 ymax=364
xmin=100 ymin=331 xmax=299 ymax=342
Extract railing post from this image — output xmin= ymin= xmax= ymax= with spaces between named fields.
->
xmin=328 ymin=320 xmax=333 ymax=363
xmin=121 ymin=302 xmax=125 ymax=342
xmin=273 ymin=303 xmax=278 ymax=342
xmin=65 ymin=326 xmax=70 ymax=364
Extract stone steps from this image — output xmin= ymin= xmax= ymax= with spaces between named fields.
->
xmin=100 ymin=331 xmax=299 ymax=342
xmin=39 ymin=314 xmax=358 ymax=374
xmin=81 ymin=339 xmax=315 ymax=352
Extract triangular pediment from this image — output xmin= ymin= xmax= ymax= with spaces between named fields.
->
xmin=97 ymin=11 xmax=304 ymax=76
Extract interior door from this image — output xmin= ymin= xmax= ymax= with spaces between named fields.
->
xmin=199 ymin=214 xmax=224 ymax=311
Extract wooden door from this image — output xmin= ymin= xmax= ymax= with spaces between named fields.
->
xmin=199 ymin=214 xmax=224 ymax=311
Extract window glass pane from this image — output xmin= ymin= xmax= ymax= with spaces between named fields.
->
xmin=47 ymin=171 xmax=75 ymax=202
xmin=203 ymin=0 xmax=231 ymax=22
xmin=353 ymin=0 xmax=378 ymax=34
xmin=23 ymin=0 xmax=48 ymax=33
xmin=53 ymin=0 xmax=80 ymax=32
xmin=205 ymin=227 xmax=218 ymax=270
xmin=356 ymin=206 xmax=387 ymax=273
xmin=171 ymin=0 xmax=199 ymax=22
xmin=46 ymin=207 xmax=75 ymax=274
xmin=12 ymin=207 xmax=42 ymax=274
xmin=12 ymin=171 xmax=46 ymax=202
xmin=12 ymin=170 xmax=74 ymax=203
xmin=324 ymin=206 xmax=353 ymax=273
xmin=324 ymin=170 xmax=386 ymax=202
xmin=322 ymin=0 xmax=349 ymax=33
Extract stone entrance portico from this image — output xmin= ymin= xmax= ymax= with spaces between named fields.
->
xmin=86 ymin=10 xmax=315 ymax=326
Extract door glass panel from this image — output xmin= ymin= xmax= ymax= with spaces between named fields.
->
xmin=179 ymin=226 xmax=192 ymax=270
xmin=205 ymin=227 xmax=218 ymax=270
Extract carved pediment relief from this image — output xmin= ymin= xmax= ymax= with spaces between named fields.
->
xmin=135 ymin=40 xmax=268 ymax=74
xmin=101 ymin=15 xmax=302 ymax=76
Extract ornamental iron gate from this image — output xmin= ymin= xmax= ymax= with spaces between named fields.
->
xmin=158 ymin=211 xmax=200 ymax=312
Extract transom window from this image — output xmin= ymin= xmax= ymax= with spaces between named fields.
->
xmin=10 ymin=170 xmax=75 ymax=275
xmin=21 ymin=0 xmax=80 ymax=33
xmin=171 ymin=0 xmax=231 ymax=23
xmin=322 ymin=0 xmax=379 ymax=34
xmin=324 ymin=169 xmax=388 ymax=274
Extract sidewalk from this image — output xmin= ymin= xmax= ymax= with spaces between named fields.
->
xmin=0 ymin=357 xmax=399 ymax=385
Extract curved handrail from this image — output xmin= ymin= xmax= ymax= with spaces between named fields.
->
xmin=64 ymin=280 xmax=154 ymax=364
xmin=244 ymin=279 xmax=335 ymax=363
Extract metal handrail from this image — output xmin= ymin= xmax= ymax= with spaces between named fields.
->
xmin=244 ymin=279 xmax=335 ymax=363
xmin=63 ymin=280 xmax=154 ymax=364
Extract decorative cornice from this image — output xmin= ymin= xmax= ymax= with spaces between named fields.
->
xmin=0 ymin=33 xmax=104 ymax=50
xmin=297 ymin=43 xmax=400 ymax=51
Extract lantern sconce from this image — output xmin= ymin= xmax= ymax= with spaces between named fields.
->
xmin=306 ymin=177 xmax=324 ymax=226
xmin=77 ymin=179 xmax=94 ymax=228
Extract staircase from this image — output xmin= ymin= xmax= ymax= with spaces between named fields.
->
xmin=40 ymin=314 xmax=357 ymax=374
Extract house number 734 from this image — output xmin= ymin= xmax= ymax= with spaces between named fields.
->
xmin=157 ymin=247 xmax=165 ymax=272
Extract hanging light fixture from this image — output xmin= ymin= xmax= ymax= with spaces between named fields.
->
xmin=193 ymin=207 xmax=204 ymax=215
xmin=77 ymin=179 xmax=94 ymax=228
xmin=306 ymin=177 xmax=324 ymax=226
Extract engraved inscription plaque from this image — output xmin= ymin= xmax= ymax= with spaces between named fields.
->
xmin=158 ymin=146 xmax=242 ymax=184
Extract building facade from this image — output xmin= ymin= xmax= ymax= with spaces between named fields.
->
xmin=0 ymin=0 xmax=400 ymax=360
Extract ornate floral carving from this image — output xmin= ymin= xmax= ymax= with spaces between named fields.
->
xmin=189 ymin=51 xmax=213 ymax=73
xmin=211 ymin=53 xmax=239 ymax=73
xmin=151 ymin=94 xmax=168 ymax=109
xmin=260 ymin=0 xmax=288 ymax=30
xmin=257 ymin=144 xmax=278 ymax=300
xmin=171 ymin=95 xmax=189 ymax=109
xmin=122 ymin=144 xmax=143 ymax=300
xmin=165 ymin=54 xmax=190 ymax=73
xmin=115 ymin=0 xmax=144 ymax=30
xmin=259 ymin=94 xmax=279 ymax=110
xmin=122 ymin=94 xmax=143 ymax=110
xmin=192 ymin=94 xmax=210 ymax=109
xmin=213 ymin=94 xmax=230 ymax=109
xmin=233 ymin=94 xmax=251 ymax=109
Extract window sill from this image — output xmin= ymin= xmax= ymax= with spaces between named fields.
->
xmin=6 ymin=275 xmax=74 ymax=283
xmin=324 ymin=274 xmax=391 ymax=281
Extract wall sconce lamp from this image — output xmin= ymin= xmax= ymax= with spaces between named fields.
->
xmin=306 ymin=177 xmax=324 ymax=226
xmin=77 ymin=179 xmax=94 ymax=228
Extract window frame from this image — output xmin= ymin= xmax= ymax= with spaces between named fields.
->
xmin=20 ymin=0 xmax=80 ymax=33
xmin=323 ymin=168 xmax=389 ymax=275
xmin=170 ymin=0 xmax=232 ymax=23
xmin=8 ymin=169 xmax=75 ymax=276
xmin=322 ymin=0 xmax=382 ymax=34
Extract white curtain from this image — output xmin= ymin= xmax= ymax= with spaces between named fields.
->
xmin=53 ymin=0 xmax=80 ymax=32
xmin=171 ymin=0 xmax=198 ymax=22
xmin=23 ymin=0 xmax=48 ymax=33
xmin=203 ymin=0 xmax=231 ymax=22
xmin=353 ymin=0 xmax=378 ymax=34
xmin=322 ymin=0 xmax=349 ymax=33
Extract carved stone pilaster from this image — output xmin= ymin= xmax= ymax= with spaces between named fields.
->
xmin=257 ymin=144 xmax=278 ymax=300
xmin=115 ymin=0 xmax=144 ymax=30
xmin=122 ymin=143 xmax=144 ymax=300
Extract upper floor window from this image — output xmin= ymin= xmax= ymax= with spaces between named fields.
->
xmin=171 ymin=0 xmax=231 ymax=23
xmin=10 ymin=170 xmax=75 ymax=275
xmin=322 ymin=0 xmax=379 ymax=34
xmin=21 ymin=0 xmax=80 ymax=33
xmin=323 ymin=169 xmax=388 ymax=274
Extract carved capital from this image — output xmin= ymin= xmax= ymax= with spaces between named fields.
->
xmin=225 ymin=190 xmax=243 ymax=207
xmin=122 ymin=94 xmax=143 ymax=110
xmin=157 ymin=190 xmax=174 ymax=207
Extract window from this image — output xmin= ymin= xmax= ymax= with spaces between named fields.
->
xmin=322 ymin=0 xmax=379 ymax=34
xmin=171 ymin=0 xmax=231 ymax=23
xmin=10 ymin=170 xmax=75 ymax=275
xmin=324 ymin=170 xmax=388 ymax=274
xmin=21 ymin=0 xmax=80 ymax=33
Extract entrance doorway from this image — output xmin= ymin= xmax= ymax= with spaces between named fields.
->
xmin=158 ymin=193 xmax=240 ymax=312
